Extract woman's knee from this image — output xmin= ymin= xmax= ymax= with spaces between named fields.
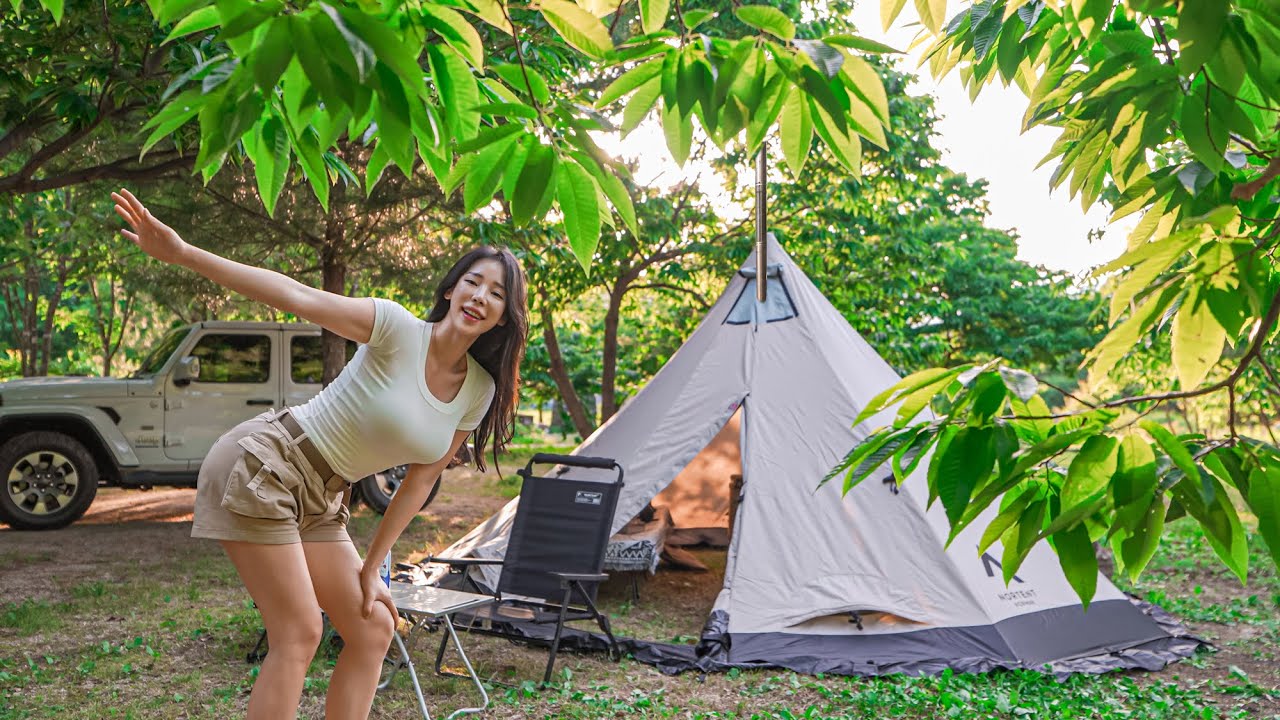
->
xmin=269 ymin=613 xmax=325 ymax=658
xmin=344 ymin=605 xmax=395 ymax=652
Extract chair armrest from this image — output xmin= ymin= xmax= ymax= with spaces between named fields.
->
xmin=426 ymin=555 xmax=506 ymax=567
xmin=550 ymin=572 xmax=609 ymax=583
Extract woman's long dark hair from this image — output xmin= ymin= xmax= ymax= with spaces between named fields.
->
xmin=426 ymin=246 xmax=527 ymax=472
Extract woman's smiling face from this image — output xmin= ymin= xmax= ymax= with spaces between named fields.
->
xmin=444 ymin=257 xmax=508 ymax=336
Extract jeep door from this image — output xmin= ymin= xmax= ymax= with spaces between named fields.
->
xmin=163 ymin=330 xmax=280 ymax=462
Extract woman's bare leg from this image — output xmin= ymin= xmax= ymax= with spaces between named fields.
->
xmin=303 ymin=540 xmax=395 ymax=720
xmin=221 ymin=541 xmax=323 ymax=720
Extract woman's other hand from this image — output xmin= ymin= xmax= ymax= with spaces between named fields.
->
xmin=359 ymin=566 xmax=397 ymax=620
xmin=112 ymin=188 xmax=188 ymax=265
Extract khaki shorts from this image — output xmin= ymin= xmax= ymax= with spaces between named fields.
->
xmin=191 ymin=410 xmax=350 ymax=544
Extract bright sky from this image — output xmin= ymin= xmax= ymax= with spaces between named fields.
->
xmin=600 ymin=3 xmax=1132 ymax=278
xmin=847 ymin=3 xmax=1130 ymax=277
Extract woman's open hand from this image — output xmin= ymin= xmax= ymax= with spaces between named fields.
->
xmin=112 ymin=188 xmax=188 ymax=265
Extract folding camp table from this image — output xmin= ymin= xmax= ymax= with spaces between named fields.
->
xmin=379 ymin=582 xmax=494 ymax=720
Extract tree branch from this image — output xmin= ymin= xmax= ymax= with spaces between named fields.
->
xmin=1005 ymin=288 xmax=1280 ymax=422
xmin=0 ymin=151 xmax=192 ymax=195
xmin=1232 ymin=153 xmax=1280 ymax=201
xmin=630 ymin=282 xmax=710 ymax=308
xmin=0 ymin=114 xmax=54 ymax=162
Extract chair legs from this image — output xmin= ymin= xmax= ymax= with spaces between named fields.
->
xmin=541 ymin=580 xmax=622 ymax=683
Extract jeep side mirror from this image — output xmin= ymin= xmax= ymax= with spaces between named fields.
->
xmin=173 ymin=356 xmax=201 ymax=387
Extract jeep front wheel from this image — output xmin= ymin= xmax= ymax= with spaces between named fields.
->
xmin=0 ymin=432 xmax=99 ymax=530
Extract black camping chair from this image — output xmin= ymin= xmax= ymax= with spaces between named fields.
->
xmin=427 ymin=453 xmax=625 ymax=684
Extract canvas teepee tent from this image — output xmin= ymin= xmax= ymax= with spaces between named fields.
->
xmin=433 ymin=236 xmax=1199 ymax=676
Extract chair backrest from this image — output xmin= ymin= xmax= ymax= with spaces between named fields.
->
xmin=498 ymin=459 xmax=623 ymax=603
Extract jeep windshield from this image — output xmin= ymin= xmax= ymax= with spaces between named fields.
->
xmin=129 ymin=328 xmax=187 ymax=378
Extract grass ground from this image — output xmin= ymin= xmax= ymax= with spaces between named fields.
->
xmin=0 ymin=446 xmax=1277 ymax=719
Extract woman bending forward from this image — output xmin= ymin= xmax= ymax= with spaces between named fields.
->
xmin=112 ymin=189 xmax=527 ymax=719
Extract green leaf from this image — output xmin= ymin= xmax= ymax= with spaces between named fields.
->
xmin=1111 ymin=435 xmax=1159 ymax=532
xmin=140 ymin=90 xmax=205 ymax=156
xmin=778 ymin=87 xmax=813 ymax=176
xmin=291 ymin=126 xmax=331 ymax=210
xmin=937 ymin=427 xmax=996 ymax=525
xmin=799 ymin=66 xmax=849 ymax=136
xmin=1088 ymin=283 xmax=1181 ymax=382
xmin=682 ymin=8 xmax=715 ymax=29
xmin=164 ymin=5 xmax=220 ymax=42
xmin=219 ymin=0 xmax=281 ymax=40
xmin=336 ymin=6 xmax=425 ymax=90
xmin=429 ymin=45 xmax=481 ymax=142
xmin=1246 ymin=459 xmax=1280 ymax=572
xmin=1141 ymin=421 xmax=1200 ymax=486
xmin=491 ymin=64 xmax=552 ymax=107
xmin=316 ymin=4 xmax=374 ymax=82
xmin=510 ymin=142 xmax=556 ymax=225
xmin=421 ymin=4 xmax=485 ymax=69
xmin=41 ymin=0 xmax=64 ymax=23
xmin=841 ymin=54 xmax=891 ymax=126
xmin=365 ymin=142 xmax=392 ymax=195
xmin=1116 ymin=495 xmax=1165 ymax=581
xmin=639 ymin=0 xmax=670 ymax=34
xmin=1010 ymin=423 xmax=1104 ymax=479
xmin=1002 ymin=497 xmax=1047 ymax=584
xmin=471 ymin=102 xmax=538 ymax=119
xmin=978 ymin=485 xmax=1037 ymax=554
xmin=249 ymin=18 xmax=293 ymax=92
xmin=1176 ymin=0 xmax=1229 ymax=73
xmin=966 ymin=372 xmax=1008 ymax=422
xmin=1053 ymin=522 xmax=1098 ymax=608
xmin=290 ymin=14 xmax=342 ymax=111
xmin=661 ymin=101 xmax=692 ymax=166
xmin=823 ymin=34 xmax=902 ymax=54
xmin=881 ymin=0 xmax=909 ymax=31
xmin=571 ymin=153 xmax=639 ymax=238
xmin=914 ymin=0 xmax=948 ymax=34
xmin=1172 ymin=472 xmax=1248 ymax=582
xmin=622 ymin=76 xmax=662 ymax=135
xmin=848 ymin=428 xmax=920 ymax=489
xmin=541 ymin=0 xmax=613 ymax=58
xmin=597 ymin=58 xmax=665 ymax=108
xmin=256 ymin=116 xmax=290 ymax=215
xmin=1060 ymin=435 xmax=1119 ymax=515
xmin=1009 ymin=394 xmax=1053 ymax=444
xmin=1171 ymin=289 xmax=1227 ymax=390
xmin=997 ymin=367 xmax=1038 ymax=402
xmin=557 ymin=160 xmax=603 ymax=272
xmin=735 ymin=5 xmax=796 ymax=40
xmin=1179 ymin=78 xmax=1228 ymax=174
xmin=373 ymin=65 xmax=414 ymax=176
xmin=856 ymin=366 xmax=966 ymax=427
xmin=460 ymin=0 xmax=515 ymax=34
xmin=463 ymin=132 xmax=520 ymax=213
xmin=457 ymin=123 xmax=526 ymax=156
xmin=745 ymin=72 xmax=788 ymax=155
xmin=810 ymin=99 xmax=862 ymax=174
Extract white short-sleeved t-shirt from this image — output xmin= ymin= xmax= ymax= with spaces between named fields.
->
xmin=291 ymin=299 xmax=496 ymax=480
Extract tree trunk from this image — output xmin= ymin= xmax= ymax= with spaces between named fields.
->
xmin=20 ymin=261 xmax=38 ymax=376
xmin=600 ymin=281 xmax=626 ymax=422
xmin=539 ymin=302 xmax=595 ymax=438
xmin=320 ymin=205 xmax=348 ymax=387
xmin=88 ymin=277 xmax=135 ymax=377
xmin=37 ymin=256 xmax=70 ymax=376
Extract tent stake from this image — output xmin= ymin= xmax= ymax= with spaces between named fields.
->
xmin=755 ymin=143 xmax=768 ymax=302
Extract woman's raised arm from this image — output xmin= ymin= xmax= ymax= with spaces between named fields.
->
xmin=113 ymin=188 xmax=376 ymax=344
